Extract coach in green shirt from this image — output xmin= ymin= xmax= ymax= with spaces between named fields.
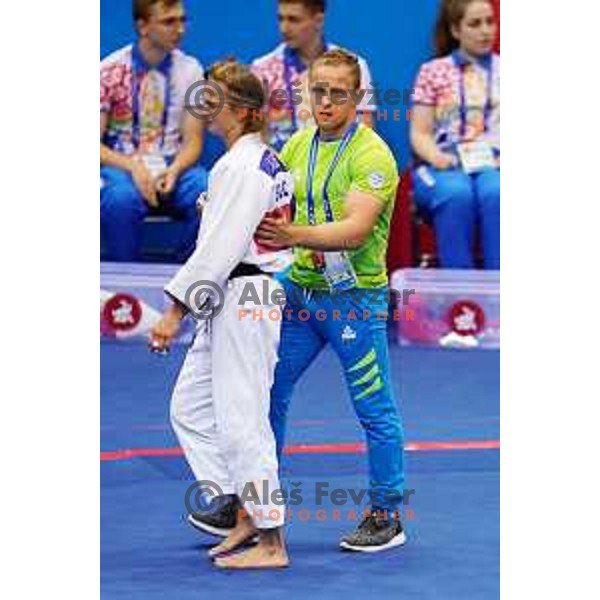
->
xmin=257 ymin=49 xmax=406 ymax=554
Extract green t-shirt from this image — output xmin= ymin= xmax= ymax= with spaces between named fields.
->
xmin=279 ymin=124 xmax=399 ymax=289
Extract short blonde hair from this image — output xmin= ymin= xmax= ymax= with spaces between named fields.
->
xmin=309 ymin=48 xmax=361 ymax=90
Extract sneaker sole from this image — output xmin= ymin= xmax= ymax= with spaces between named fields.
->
xmin=186 ymin=514 xmax=233 ymax=538
xmin=339 ymin=530 xmax=407 ymax=553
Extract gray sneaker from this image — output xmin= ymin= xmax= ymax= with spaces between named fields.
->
xmin=339 ymin=514 xmax=407 ymax=553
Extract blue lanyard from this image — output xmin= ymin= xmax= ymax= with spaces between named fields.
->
xmin=131 ymin=46 xmax=172 ymax=150
xmin=456 ymin=55 xmax=494 ymax=139
xmin=283 ymin=54 xmax=298 ymax=133
xmin=306 ymin=123 xmax=359 ymax=225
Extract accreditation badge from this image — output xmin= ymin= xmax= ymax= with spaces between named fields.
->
xmin=457 ymin=140 xmax=496 ymax=174
xmin=323 ymin=251 xmax=358 ymax=291
xmin=140 ymin=153 xmax=168 ymax=180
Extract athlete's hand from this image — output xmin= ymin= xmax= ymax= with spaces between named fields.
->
xmin=255 ymin=216 xmax=295 ymax=249
xmin=149 ymin=304 xmax=186 ymax=353
xmin=131 ymin=157 xmax=159 ymax=207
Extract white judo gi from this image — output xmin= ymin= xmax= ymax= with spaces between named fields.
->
xmin=165 ymin=132 xmax=293 ymax=529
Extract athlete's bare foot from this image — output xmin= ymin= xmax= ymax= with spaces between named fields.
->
xmin=213 ymin=543 xmax=290 ymax=570
xmin=208 ymin=511 xmax=257 ymax=558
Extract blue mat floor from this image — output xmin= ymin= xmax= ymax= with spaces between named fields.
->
xmin=101 ymin=341 xmax=499 ymax=600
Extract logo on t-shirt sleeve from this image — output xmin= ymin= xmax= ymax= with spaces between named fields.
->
xmin=368 ymin=171 xmax=386 ymax=190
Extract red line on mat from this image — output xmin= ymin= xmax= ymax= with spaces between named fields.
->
xmin=100 ymin=440 xmax=499 ymax=462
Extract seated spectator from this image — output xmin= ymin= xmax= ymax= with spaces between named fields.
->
xmin=100 ymin=0 xmax=207 ymax=262
xmin=410 ymin=0 xmax=499 ymax=270
xmin=252 ymin=0 xmax=376 ymax=151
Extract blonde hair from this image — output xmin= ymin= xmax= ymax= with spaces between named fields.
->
xmin=309 ymin=48 xmax=361 ymax=90
xmin=207 ymin=59 xmax=266 ymax=134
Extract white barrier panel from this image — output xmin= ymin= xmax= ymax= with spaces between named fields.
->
xmin=101 ymin=264 xmax=500 ymax=349
xmin=390 ymin=269 xmax=500 ymax=349
xmin=100 ymin=263 xmax=195 ymax=343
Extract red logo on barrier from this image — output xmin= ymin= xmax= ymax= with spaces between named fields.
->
xmin=447 ymin=300 xmax=485 ymax=336
xmin=102 ymin=293 xmax=142 ymax=333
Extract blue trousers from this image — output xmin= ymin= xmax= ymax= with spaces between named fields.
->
xmin=270 ymin=280 xmax=405 ymax=512
xmin=413 ymin=166 xmax=500 ymax=269
xmin=100 ymin=163 xmax=207 ymax=262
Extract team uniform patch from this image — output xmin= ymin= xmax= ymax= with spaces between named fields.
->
xmin=259 ymin=150 xmax=286 ymax=179
xmin=368 ymin=171 xmax=386 ymax=190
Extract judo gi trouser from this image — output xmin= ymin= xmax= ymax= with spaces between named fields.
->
xmin=269 ymin=280 xmax=405 ymax=513
xmin=170 ymin=275 xmax=285 ymax=528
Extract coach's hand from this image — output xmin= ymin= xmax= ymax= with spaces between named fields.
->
xmin=255 ymin=216 xmax=295 ymax=249
xmin=149 ymin=304 xmax=185 ymax=353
